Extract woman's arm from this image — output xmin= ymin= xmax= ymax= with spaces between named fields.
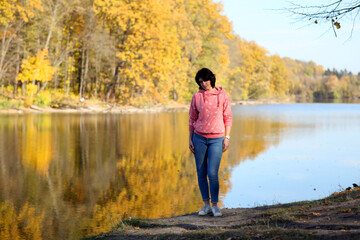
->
xmin=223 ymin=126 xmax=231 ymax=152
xmin=223 ymin=92 xmax=232 ymax=152
xmin=189 ymin=95 xmax=198 ymax=154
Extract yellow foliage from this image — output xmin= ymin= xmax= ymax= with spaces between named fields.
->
xmin=25 ymin=83 xmax=37 ymax=97
xmin=21 ymin=115 xmax=53 ymax=176
xmin=0 ymin=0 xmax=42 ymax=25
xmin=236 ymin=39 xmax=271 ymax=99
xmin=0 ymin=201 xmax=43 ymax=240
xmin=1 ymin=0 xmax=350 ymax=105
xmin=325 ymin=75 xmax=339 ymax=91
xmin=34 ymin=90 xmax=52 ymax=106
xmin=0 ymin=201 xmax=19 ymax=240
xmin=24 ymin=97 xmax=34 ymax=107
xmin=93 ymin=0 xmax=233 ymax=103
xmin=18 ymin=49 xmax=56 ymax=84
xmin=270 ymin=55 xmax=290 ymax=97
xmin=18 ymin=203 xmax=44 ymax=240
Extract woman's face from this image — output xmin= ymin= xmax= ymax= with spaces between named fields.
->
xmin=199 ymin=78 xmax=212 ymax=91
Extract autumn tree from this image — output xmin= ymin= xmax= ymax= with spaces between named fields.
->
xmin=0 ymin=0 xmax=42 ymax=94
xmin=269 ymin=55 xmax=289 ymax=97
xmin=185 ymin=0 xmax=233 ymax=91
xmin=238 ymin=40 xmax=271 ymax=99
xmin=94 ymin=0 xmax=186 ymax=104
xmin=18 ymin=49 xmax=56 ymax=98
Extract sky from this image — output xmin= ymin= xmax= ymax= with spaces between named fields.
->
xmin=216 ymin=0 xmax=360 ymax=74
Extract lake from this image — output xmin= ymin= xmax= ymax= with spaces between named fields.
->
xmin=0 ymin=103 xmax=359 ymax=239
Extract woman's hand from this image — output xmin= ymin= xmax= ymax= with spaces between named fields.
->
xmin=223 ymin=138 xmax=230 ymax=152
xmin=189 ymin=131 xmax=195 ymax=154
xmin=189 ymin=139 xmax=195 ymax=154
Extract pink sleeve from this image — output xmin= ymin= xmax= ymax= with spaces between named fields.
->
xmin=223 ymin=92 xmax=232 ymax=127
xmin=189 ymin=95 xmax=198 ymax=131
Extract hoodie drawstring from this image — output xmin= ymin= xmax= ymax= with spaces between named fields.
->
xmin=198 ymin=89 xmax=221 ymax=109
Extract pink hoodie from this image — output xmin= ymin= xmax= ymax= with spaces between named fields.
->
xmin=189 ymin=86 xmax=232 ymax=138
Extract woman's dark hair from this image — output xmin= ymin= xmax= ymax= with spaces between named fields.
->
xmin=195 ymin=68 xmax=216 ymax=89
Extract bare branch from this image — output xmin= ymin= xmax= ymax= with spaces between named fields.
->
xmin=283 ymin=0 xmax=360 ymax=37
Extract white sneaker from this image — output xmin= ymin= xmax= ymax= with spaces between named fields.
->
xmin=198 ymin=204 xmax=212 ymax=216
xmin=212 ymin=206 xmax=222 ymax=217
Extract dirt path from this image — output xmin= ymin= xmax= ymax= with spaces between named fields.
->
xmin=86 ymin=189 xmax=360 ymax=239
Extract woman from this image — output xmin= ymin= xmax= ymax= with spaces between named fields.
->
xmin=189 ymin=68 xmax=232 ymax=217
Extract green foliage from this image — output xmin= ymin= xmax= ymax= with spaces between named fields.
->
xmin=0 ymin=98 xmax=23 ymax=109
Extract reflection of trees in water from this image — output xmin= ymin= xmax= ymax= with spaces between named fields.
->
xmin=0 ymin=112 xmax=289 ymax=239
xmin=225 ymin=115 xmax=287 ymax=167
xmin=87 ymin=113 xmax=201 ymax=236
xmin=0 ymin=201 xmax=43 ymax=240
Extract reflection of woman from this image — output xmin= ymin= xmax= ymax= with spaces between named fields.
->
xmin=189 ymin=68 xmax=232 ymax=217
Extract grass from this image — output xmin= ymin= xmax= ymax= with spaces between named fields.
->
xmin=0 ymin=98 xmax=23 ymax=109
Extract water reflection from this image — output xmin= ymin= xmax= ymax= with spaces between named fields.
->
xmin=0 ymin=111 xmax=288 ymax=239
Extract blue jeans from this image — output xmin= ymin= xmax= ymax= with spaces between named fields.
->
xmin=193 ymin=133 xmax=223 ymax=204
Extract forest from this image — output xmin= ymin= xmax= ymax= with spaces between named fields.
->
xmin=0 ymin=0 xmax=359 ymax=108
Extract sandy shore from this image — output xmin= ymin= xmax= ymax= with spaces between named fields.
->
xmin=0 ymin=103 xmax=190 ymax=114
xmin=0 ymin=98 xmax=294 ymax=114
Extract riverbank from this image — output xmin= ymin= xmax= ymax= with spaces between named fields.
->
xmin=0 ymin=103 xmax=189 ymax=114
xmin=85 ymin=187 xmax=360 ymax=240
xmin=0 ymin=98 xmax=294 ymax=114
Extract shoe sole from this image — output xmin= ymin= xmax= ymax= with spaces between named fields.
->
xmin=198 ymin=211 xmax=212 ymax=216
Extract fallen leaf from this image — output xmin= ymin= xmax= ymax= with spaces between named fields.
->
xmin=134 ymin=227 xmax=140 ymax=230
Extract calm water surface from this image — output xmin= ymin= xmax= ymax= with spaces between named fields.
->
xmin=0 ymin=103 xmax=359 ymax=239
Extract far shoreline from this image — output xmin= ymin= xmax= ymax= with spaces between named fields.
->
xmin=0 ymin=98 xmax=295 ymax=114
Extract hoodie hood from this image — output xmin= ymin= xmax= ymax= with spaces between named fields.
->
xmin=197 ymin=86 xmax=223 ymax=108
xmin=198 ymin=86 xmax=223 ymax=95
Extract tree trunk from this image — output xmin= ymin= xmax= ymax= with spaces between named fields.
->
xmin=106 ymin=64 xmax=120 ymax=103
xmin=0 ymin=25 xmax=9 ymax=88
xmin=83 ymin=48 xmax=89 ymax=99
xmin=54 ymin=32 xmax=60 ymax=92
xmin=13 ymin=46 xmax=20 ymax=97
xmin=44 ymin=0 xmax=60 ymax=50
xmin=64 ymin=31 xmax=70 ymax=95
xmin=94 ymin=53 xmax=99 ymax=98
xmin=79 ymin=46 xmax=85 ymax=99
